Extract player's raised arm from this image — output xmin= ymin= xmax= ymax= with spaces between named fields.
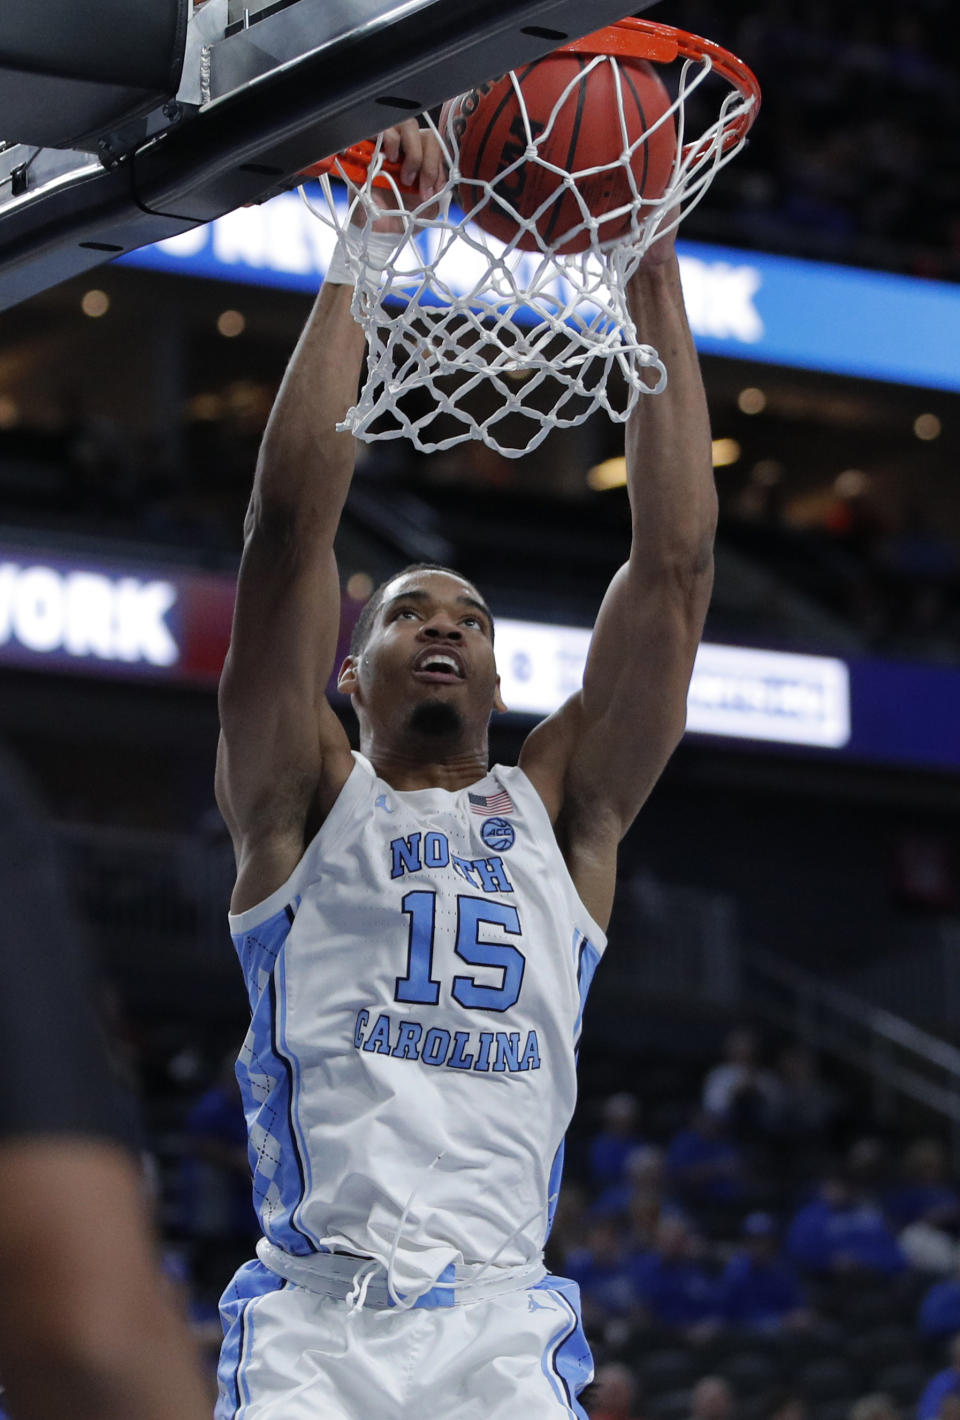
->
xmin=216 ymin=121 xmax=445 ymax=913
xmin=520 ymin=239 xmax=716 ymax=927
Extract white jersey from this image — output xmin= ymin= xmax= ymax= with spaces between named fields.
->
xmin=228 ymin=752 xmax=606 ymax=1300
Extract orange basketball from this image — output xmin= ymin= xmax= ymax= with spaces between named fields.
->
xmin=441 ymin=55 xmax=676 ymax=254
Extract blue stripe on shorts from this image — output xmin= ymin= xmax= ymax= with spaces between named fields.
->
xmin=216 ymin=1259 xmax=285 ymax=1419
xmin=532 ymin=1274 xmax=593 ymax=1419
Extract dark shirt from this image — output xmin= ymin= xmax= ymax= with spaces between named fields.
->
xmin=719 ymin=1252 xmax=805 ymax=1329
xmin=631 ymin=1252 xmax=720 ymax=1328
xmin=564 ymin=1246 xmax=637 ymax=1317
xmin=884 ymin=1182 xmax=960 ymax=1229
xmin=0 ymin=752 xmax=135 ymax=1147
xmin=786 ymin=1196 xmax=904 ymax=1274
xmin=666 ymin=1128 xmax=742 ymax=1201
xmin=589 ymin=1131 xmax=647 ymax=1188
xmin=918 ymin=1281 xmax=960 ymax=1338
xmin=180 ymin=1084 xmax=256 ymax=1237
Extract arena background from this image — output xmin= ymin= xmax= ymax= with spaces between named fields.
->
xmin=1 ymin=2 xmax=960 ymax=1415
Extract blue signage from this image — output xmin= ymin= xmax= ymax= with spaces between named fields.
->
xmin=118 ymin=190 xmax=960 ymax=393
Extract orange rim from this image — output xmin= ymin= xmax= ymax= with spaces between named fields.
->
xmin=302 ymin=18 xmax=760 ymax=180
xmin=300 ymin=144 xmax=406 ymax=186
xmin=562 ymin=17 xmax=761 ymax=153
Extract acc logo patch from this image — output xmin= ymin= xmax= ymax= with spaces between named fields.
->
xmin=481 ymin=816 xmax=515 ymax=851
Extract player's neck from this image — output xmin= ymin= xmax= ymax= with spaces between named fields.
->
xmin=362 ymin=737 xmax=490 ymax=792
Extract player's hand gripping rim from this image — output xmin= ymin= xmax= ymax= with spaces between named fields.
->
xmin=360 ymin=120 xmax=447 ymax=234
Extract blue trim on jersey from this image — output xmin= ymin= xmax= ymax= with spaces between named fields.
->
xmin=216 ymin=1260 xmax=285 ymax=1419
xmin=533 ymin=1275 xmax=592 ymax=1419
xmin=269 ymin=965 xmax=320 ymax=1250
xmin=231 ymin=903 xmax=319 ymax=1254
xmin=572 ymin=930 xmax=602 ymax=1047
xmin=231 ymin=905 xmax=290 ymax=1011
xmin=546 ymin=1139 xmax=566 ymax=1241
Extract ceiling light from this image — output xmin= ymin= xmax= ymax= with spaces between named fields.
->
xmin=81 ymin=289 xmax=110 ymax=318
xmin=737 ymin=387 xmax=766 ymax=415
xmin=712 ymin=438 xmax=741 ymax=467
xmin=914 ymin=413 xmax=941 ymax=441
xmin=586 ymin=457 xmax=627 ymax=491
xmin=346 ymin=571 xmax=374 ymax=601
xmin=217 ymin=309 xmax=245 ymax=337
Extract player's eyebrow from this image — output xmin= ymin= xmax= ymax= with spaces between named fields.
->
xmin=385 ymin=587 xmax=494 ymax=634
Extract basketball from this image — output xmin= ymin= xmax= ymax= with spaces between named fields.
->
xmin=441 ymin=55 xmax=677 ymax=254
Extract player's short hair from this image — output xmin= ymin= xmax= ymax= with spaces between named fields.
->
xmin=348 ymin=563 xmax=494 ymax=656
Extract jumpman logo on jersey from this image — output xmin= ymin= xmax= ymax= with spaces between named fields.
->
xmin=527 ymin=1292 xmax=554 ymax=1313
xmin=375 ymin=794 xmax=395 ymax=813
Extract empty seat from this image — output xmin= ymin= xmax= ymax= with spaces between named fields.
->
xmin=639 ymin=1349 xmax=700 ymax=1396
xmin=796 ymin=1357 xmax=860 ymax=1404
xmin=721 ymin=1350 xmax=782 ymax=1397
xmin=815 ymin=1399 xmax=855 ymax=1420
xmin=846 ymin=1324 xmax=918 ymax=1376
xmin=873 ymin=1361 xmax=930 ymax=1406
xmin=649 ymin=1387 xmax=694 ymax=1420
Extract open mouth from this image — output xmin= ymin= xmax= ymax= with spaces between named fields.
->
xmin=412 ymin=650 xmax=465 ymax=682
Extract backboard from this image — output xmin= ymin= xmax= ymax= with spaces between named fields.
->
xmin=0 ymin=0 xmax=658 ymax=313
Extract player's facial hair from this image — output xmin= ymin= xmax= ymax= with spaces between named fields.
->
xmin=408 ymin=700 xmax=464 ymax=738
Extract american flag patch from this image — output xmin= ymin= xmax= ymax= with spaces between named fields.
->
xmin=469 ymin=789 xmax=515 ymax=816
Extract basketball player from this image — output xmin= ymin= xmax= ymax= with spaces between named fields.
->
xmin=214 ymin=118 xmax=716 ymax=1417
xmin=0 ymin=748 xmax=213 ymax=1420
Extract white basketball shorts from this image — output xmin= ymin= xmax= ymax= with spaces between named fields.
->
xmin=216 ymin=1258 xmax=593 ymax=1419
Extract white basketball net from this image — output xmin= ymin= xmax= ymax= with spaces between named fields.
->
xmin=302 ymin=31 xmax=758 ymax=458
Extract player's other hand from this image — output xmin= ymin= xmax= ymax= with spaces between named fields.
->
xmin=382 ymin=119 xmax=446 ymax=203
xmin=359 ymin=120 xmax=446 ymax=235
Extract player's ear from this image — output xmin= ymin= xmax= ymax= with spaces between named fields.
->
xmin=337 ymin=656 xmax=360 ymax=696
xmin=493 ymin=674 xmax=507 ymax=714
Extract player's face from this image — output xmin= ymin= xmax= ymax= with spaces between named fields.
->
xmin=340 ymin=571 xmax=504 ymax=740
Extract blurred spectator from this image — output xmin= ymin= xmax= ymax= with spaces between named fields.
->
xmin=547 ymin=1180 xmax=589 ymax=1266
xmin=593 ymin=1145 xmax=666 ymax=1220
xmin=702 ymin=1029 xmax=783 ymax=1140
xmin=179 ymin=1049 xmax=258 ymax=1298
xmin=884 ymin=1138 xmax=960 ymax=1231
xmin=667 ymin=1109 xmax=746 ymax=1206
xmin=623 ymin=1171 xmax=670 ymax=1256
xmin=718 ymin=1212 xmax=812 ymax=1333
xmin=764 ymin=1390 xmax=809 ymax=1420
xmin=844 ymin=1135 xmax=890 ymax=1199
xmin=625 ymin=1181 xmax=663 ymax=1236
xmin=774 ymin=1042 xmax=842 ymax=1142
xmin=686 ymin=1376 xmax=735 ymax=1420
xmin=589 ymin=1362 xmax=646 ymax=1420
xmin=848 ymin=1396 xmax=899 ymax=1420
xmin=918 ymin=1335 xmax=960 ymax=1420
xmin=590 ymin=1094 xmax=647 ymax=1189
xmin=919 ymin=1271 xmax=960 ymax=1340
xmin=631 ymin=1214 xmax=721 ymax=1336
xmin=785 ymin=1169 xmax=905 ymax=1275
xmin=565 ymin=1219 xmax=639 ymax=1324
